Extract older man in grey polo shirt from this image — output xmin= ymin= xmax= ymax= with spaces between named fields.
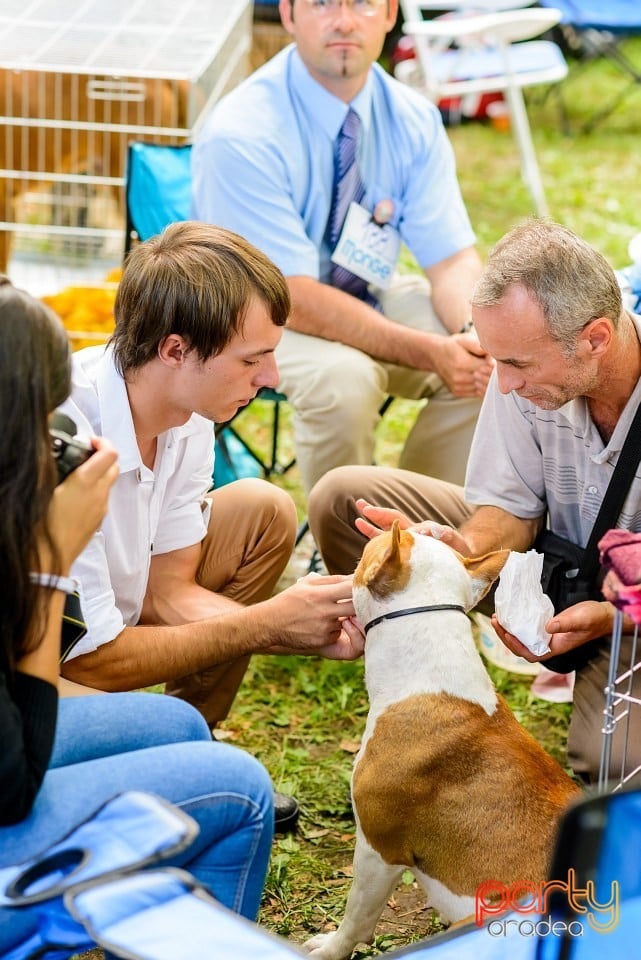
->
xmin=308 ymin=219 xmax=641 ymax=784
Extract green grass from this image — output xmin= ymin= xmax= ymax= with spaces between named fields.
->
xmin=220 ymin=42 xmax=640 ymax=955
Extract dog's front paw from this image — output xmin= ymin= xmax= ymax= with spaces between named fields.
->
xmin=301 ymin=932 xmax=345 ymax=959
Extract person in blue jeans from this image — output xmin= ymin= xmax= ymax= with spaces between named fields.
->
xmin=0 ymin=278 xmax=274 ymax=954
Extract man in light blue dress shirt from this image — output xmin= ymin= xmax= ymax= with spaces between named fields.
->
xmin=193 ymin=0 xmax=493 ymax=493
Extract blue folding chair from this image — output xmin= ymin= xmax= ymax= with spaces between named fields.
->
xmin=15 ymin=786 xmax=637 ymax=960
xmin=539 ymin=0 xmax=641 ymax=133
xmin=124 ymin=140 xmax=295 ymax=485
xmin=0 ymin=791 xmax=198 ymax=960
xmin=67 ymin=868 xmax=305 ymax=960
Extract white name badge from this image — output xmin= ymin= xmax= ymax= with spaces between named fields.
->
xmin=331 ymin=202 xmax=401 ymax=290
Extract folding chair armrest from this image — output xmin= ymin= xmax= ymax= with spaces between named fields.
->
xmin=403 ymin=8 xmax=562 ymax=45
xmin=406 ymin=0 xmax=534 ymax=9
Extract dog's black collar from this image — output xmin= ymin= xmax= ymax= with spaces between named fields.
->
xmin=363 ymin=604 xmax=467 ymax=635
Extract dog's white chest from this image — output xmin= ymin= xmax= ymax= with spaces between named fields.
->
xmin=360 ymin=613 xmax=497 ymax=722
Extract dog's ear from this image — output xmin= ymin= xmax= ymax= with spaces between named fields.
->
xmin=458 ymin=549 xmax=510 ymax=606
xmin=360 ymin=519 xmax=412 ymax=599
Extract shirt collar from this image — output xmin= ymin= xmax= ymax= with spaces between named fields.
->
xmin=95 ymin=346 xmax=205 ymax=473
xmin=289 ymin=47 xmax=373 ymax=142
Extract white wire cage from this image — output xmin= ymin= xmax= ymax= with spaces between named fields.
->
xmin=599 ymin=611 xmax=641 ymax=792
xmin=0 ymin=0 xmax=252 ymax=290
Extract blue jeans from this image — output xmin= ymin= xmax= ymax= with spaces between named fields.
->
xmin=0 ymin=693 xmax=274 ymax=953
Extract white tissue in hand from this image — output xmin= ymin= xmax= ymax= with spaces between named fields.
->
xmin=494 ymin=550 xmax=553 ymax=656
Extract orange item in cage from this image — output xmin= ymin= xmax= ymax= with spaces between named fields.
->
xmin=42 ymin=283 xmax=117 ymax=352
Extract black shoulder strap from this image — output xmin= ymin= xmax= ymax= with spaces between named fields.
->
xmin=580 ymin=401 xmax=641 ymax=584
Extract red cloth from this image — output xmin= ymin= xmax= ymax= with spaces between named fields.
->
xmin=599 ymin=529 xmax=641 ymax=584
xmin=599 ymin=529 xmax=641 ymax=624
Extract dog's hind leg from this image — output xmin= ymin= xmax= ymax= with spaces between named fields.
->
xmin=413 ymin=868 xmax=476 ymax=927
xmin=302 ymin=827 xmax=403 ymax=960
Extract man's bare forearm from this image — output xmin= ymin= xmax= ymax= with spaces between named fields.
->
xmin=61 ymin=604 xmax=277 ymax=691
xmin=286 ymin=275 xmax=443 ymax=371
xmin=458 ymin=505 xmax=543 ymax=557
xmin=141 ymin=576 xmax=242 ymax=626
xmin=286 ymin=274 xmax=492 ymax=399
xmin=61 ymin=575 xmax=358 ymax=690
xmin=427 ymin=247 xmax=484 ymax=335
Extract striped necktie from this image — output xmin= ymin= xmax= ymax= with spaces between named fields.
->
xmin=328 ymin=108 xmax=371 ymax=301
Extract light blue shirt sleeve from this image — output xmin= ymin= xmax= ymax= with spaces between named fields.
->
xmin=192 ymin=124 xmax=321 ymax=278
xmin=381 ymin=89 xmax=476 ymax=268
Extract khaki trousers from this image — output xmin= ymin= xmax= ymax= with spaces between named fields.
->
xmin=309 ymin=464 xmax=639 ymax=783
xmin=275 ymin=274 xmax=482 ymax=493
xmin=308 ymin=464 xmax=472 ymax=576
xmin=165 ymin=478 xmax=297 ymax=726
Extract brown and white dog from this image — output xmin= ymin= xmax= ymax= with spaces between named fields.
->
xmin=303 ymin=522 xmax=580 ymax=960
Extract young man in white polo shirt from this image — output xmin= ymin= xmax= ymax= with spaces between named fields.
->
xmin=59 ymin=222 xmax=364 ymax=832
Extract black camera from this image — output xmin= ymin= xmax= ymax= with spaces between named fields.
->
xmin=50 ymin=413 xmax=95 ymax=483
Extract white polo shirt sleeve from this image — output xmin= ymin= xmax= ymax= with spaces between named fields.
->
xmin=66 ymin=424 xmax=214 ymax=659
xmin=152 ymin=420 xmax=214 ymax=556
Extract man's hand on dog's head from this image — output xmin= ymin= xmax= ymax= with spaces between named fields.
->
xmin=354 ymin=498 xmax=470 ymax=554
xmin=354 ymin=499 xmax=412 ymax=541
xmin=412 ymin=522 xmax=472 ymax=555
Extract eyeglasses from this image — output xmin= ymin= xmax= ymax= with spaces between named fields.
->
xmin=300 ymin=0 xmax=387 ymax=17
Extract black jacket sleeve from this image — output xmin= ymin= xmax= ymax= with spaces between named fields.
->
xmin=0 ymin=670 xmax=58 ymax=824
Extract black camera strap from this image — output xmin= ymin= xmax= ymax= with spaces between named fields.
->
xmin=60 ymin=591 xmax=87 ymax=664
xmin=578 ymin=400 xmax=641 ymax=586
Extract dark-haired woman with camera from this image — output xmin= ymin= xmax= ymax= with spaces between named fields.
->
xmin=0 ymin=278 xmax=274 ymax=954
